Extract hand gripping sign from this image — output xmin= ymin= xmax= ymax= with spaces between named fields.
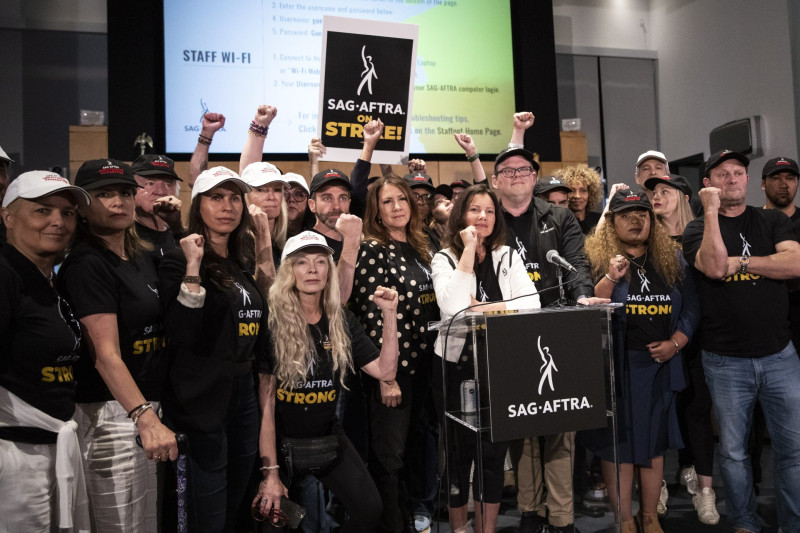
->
xmin=318 ymin=16 xmax=418 ymax=165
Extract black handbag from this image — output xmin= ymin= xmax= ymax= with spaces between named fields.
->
xmin=280 ymin=433 xmax=340 ymax=485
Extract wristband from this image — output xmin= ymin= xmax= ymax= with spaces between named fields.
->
xmin=127 ymin=402 xmax=149 ymax=418
xmin=132 ymin=403 xmax=153 ymax=426
xmin=605 ymin=273 xmax=618 ymax=284
xmin=466 ymin=153 xmax=480 ymax=163
xmin=197 ymin=135 xmax=212 ymax=146
xmin=259 ymin=465 xmax=280 ymax=472
xmin=183 ymin=275 xmax=202 ymax=284
xmin=508 ymin=142 xmax=524 ymax=150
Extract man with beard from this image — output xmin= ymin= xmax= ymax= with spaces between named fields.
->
xmin=762 ymin=156 xmax=800 ymax=220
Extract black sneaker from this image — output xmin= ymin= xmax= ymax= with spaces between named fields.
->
xmin=518 ymin=512 xmax=546 ymax=533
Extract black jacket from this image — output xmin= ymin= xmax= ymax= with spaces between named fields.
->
xmin=502 ymin=196 xmax=594 ymax=306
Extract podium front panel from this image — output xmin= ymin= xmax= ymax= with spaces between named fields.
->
xmin=477 ymin=308 xmax=608 ymax=442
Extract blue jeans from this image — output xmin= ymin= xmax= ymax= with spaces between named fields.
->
xmin=703 ymin=343 xmax=800 ymax=533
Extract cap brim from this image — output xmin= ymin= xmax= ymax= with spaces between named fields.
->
xmin=133 ymin=168 xmax=183 ymax=181
xmin=82 ymin=178 xmax=143 ymax=190
xmin=281 ymin=243 xmax=334 ymax=262
xmin=192 ymin=177 xmax=252 ymax=199
xmin=311 ymin=177 xmax=352 ymax=194
xmin=495 ymin=148 xmax=540 ymax=172
xmin=410 ymin=183 xmax=435 ymax=192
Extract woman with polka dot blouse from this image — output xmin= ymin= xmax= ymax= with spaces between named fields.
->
xmin=351 ymin=175 xmax=439 ymax=532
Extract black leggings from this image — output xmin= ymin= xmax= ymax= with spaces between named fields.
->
xmin=433 ymin=359 xmax=509 ymax=507
xmin=677 ymin=352 xmax=715 ymax=477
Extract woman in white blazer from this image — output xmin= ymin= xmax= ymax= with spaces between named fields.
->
xmin=431 ymin=184 xmax=538 ymax=533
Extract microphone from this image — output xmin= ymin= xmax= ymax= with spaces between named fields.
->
xmin=546 ymin=249 xmax=577 ymax=273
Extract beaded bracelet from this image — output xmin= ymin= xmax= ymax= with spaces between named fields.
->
xmin=197 ymin=135 xmax=212 ymax=146
xmin=249 ymin=121 xmax=269 ymax=137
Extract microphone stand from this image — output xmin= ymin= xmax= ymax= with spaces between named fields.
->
xmin=548 ymin=265 xmax=573 ymax=308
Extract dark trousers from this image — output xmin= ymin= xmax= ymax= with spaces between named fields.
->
xmin=677 ymin=353 xmax=715 ymax=477
xmin=184 ymin=373 xmax=260 ymax=533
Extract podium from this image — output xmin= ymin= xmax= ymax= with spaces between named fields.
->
xmin=434 ymin=304 xmax=620 ymax=443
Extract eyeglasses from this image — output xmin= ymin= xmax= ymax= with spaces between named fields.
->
xmin=497 ymin=166 xmax=536 ymax=178
xmin=284 ymin=189 xmax=308 ymax=202
xmin=57 ymin=294 xmax=82 ymax=352
xmin=412 ymin=192 xmax=431 ymax=202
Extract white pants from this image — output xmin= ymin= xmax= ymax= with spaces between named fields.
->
xmin=0 ymin=439 xmax=57 ymax=532
xmin=74 ymin=401 xmax=158 ymax=533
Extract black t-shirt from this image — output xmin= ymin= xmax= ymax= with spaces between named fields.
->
xmin=578 ymin=210 xmax=602 ymax=236
xmin=57 ymin=242 xmax=169 ymax=402
xmin=397 ymin=241 xmax=439 ymax=329
xmin=135 ymin=221 xmax=177 ymax=258
xmin=505 ymin=209 xmax=540 ymax=282
xmin=624 ymin=254 xmax=673 ymax=351
xmin=260 ymin=310 xmax=379 ymax=439
xmin=683 ymin=206 xmax=796 ymax=357
xmin=312 ymin=229 xmax=344 ymax=263
xmin=224 ymin=261 xmax=266 ymax=368
xmin=475 ymin=254 xmax=503 ymax=303
xmin=0 ymin=246 xmax=81 ymax=428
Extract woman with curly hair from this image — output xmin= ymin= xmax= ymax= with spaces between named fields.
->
xmin=252 ymin=231 xmax=399 ymax=532
xmin=555 ymin=164 xmax=603 ymax=235
xmin=351 ymin=175 xmax=440 ymax=532
xmin=581 ymin=189 xmax=700 ymax=533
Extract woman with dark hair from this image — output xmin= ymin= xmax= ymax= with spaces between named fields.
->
xmin=582 ymin=189 xmax=700 ymax=533
xmin=431 ymin=184 xmax=539 ymax=533
xmin=58 ymin=159 xmax=177 ymax=532
xmin=252 ymin=231 xmax=399 ymax=532
xmin=350 ymin=175 xmax=440 ymax=532
xmin=0 ymin=171 xmax=90 ymax=531
xmin=158 ymin=166 xmax=268 ymax=532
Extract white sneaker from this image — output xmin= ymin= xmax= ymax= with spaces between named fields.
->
xmin=679 ymin=465 xmax=699 ymax=495
xmin=656 ymin=479 xmax=668 ymax=517
xmin=693 ymin=487 xmax=720 ymax=525
xmin=414 ymin=513 xmax=432 ymax=533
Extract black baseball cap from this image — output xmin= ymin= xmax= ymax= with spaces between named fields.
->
xmin=644 ymin=174 xmax=692 ymax=197
xmin=449 ymin=179 xmax=472 ymax=190
xmin=494 ymin=147 xmax=540 ymax=173
xmin=606 ymin=189 xmax=652 ymax=214
xmin=762 ymin=157 xmax=799 ymax=179
xmin=131 ymin=154 xmax=182 ymax=181
xmin=433 ymin=183 xmax=453 ymax=200
xmin=309 ymin=169 xmax=352 ymax=194
xmin=403 ymin=172 xmax=435 ymax=192
xmin=534 ymin=176 xmax=571 ymax=196
xmin=75 ymin=158 xmax=141 ymax=191
xmin=703 ymin=150 xmax=749 ymax=177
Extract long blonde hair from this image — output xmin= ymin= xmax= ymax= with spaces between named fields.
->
xmin=272 ymin=201 xmax=289 ymax=249
xmin=584 ymin=210 xmax=683 ymax=286
xmin=267 ymin=251 xmax=353 ymax=390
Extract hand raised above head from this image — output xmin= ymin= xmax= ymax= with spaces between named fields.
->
xmin=308 ymin=138 xmax=326 ymax=159
xmin=513 ymin=111 xmax=535 ymax=131
xmin=254 ymin=105 xmax=278 ymax=127
xmin=202 ymin=112 xmax=226 ymax=133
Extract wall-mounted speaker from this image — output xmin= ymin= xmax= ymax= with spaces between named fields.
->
xmin=709 ymin=116 xmax=763 ymax=157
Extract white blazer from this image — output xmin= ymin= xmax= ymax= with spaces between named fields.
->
xmin=431 ymin=245 xmax=540 ymax=362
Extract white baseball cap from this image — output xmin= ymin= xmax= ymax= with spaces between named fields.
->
xmin=241 ymin=162 xmax=285 ymax=187
xmin=281 ymin=230 xmax=334 ymax=262
xmin=192 ymin=166 xmax=251 ymax=200
xmin=635 ymin=150 xmax=668 ymax=169
xmin=283 ymin=172 xmax=310 ymax=194
xmin=3 ymin=171 xmax=90 ymax=208
xmin=0 ymin=145 xmax=13 ymax=164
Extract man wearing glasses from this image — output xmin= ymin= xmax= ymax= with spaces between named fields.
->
xmin=404 ymin=172 xmax=435 ymax=221
xmin=492 ymin=115 xmax=599 ymax=533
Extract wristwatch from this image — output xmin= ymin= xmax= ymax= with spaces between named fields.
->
xmin=738 ymin=255 xmax=750 ymax=275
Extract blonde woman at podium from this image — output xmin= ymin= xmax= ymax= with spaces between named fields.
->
xmin=582 ymin=189 xmax=699 ymax=533
xmin=431 ymin=184 xmax=539 ymax=533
